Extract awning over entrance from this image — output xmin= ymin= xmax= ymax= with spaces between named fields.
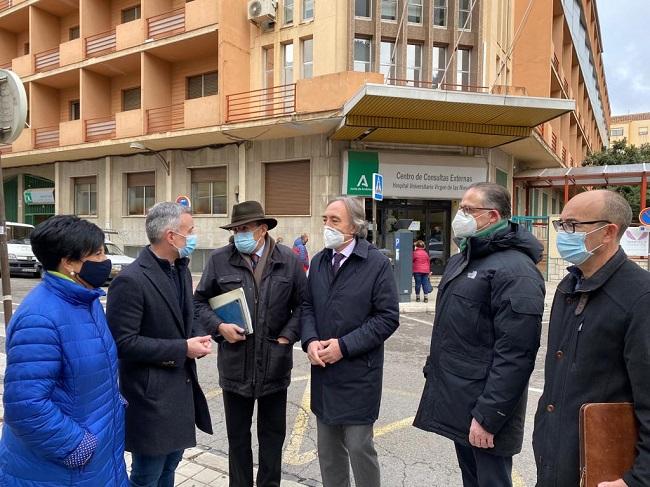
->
xmin=331 ymin=84 xmax=575 ymax=148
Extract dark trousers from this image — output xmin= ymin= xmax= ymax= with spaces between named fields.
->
xmin=129 ymin=450 xmax=184 ymax=487
xmin=454 ymin=443 xmax=512 ymax=487
xmin=222 ymin=389 xmax=288 ymax=487
xmin=413 ymin=273 xmax=431 ymax=296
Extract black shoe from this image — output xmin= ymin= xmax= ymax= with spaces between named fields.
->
xmin=424 ymin=296 xmax=428 ymax=303
xmin=416 ymin=296 xmax=420 ymax=302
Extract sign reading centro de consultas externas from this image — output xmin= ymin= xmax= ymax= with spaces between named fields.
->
xmin=343 ymin=151 xmax=487 ymax=199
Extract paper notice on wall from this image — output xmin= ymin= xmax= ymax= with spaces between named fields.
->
xmin=621 ymin=227 xmax=649 ymax=257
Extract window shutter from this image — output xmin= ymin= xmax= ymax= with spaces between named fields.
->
xmin=122 ymin=87 xmax=141 ymax=111
xmin=75 ymin=176 xmax=97 ymax=186
xmin=264 ymin=161 xmax=310 ymax=215
xmin=127 ymin=171 xmax=155 ymax=187
xmin=191 ymin=166 xmax=226 ymax=183
xmin=204 ymin=72 xmax=218 ymax=96
xmin=187 ymin=75 xmax=202 ymax=99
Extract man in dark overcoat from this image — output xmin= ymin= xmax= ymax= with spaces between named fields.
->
xmin=301 ymin=196 xmax=399 ymax=487
xmin=108 ymin=202 xmax=213 ymax=487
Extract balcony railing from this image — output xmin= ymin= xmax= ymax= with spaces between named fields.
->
xmin=147 ymin=8 xmax=185 ymax=40
xmin=226 ymin=84 xmax=296 ymax=123
xmin=385 ymin=78 xmax=491 ymax=93
xmin=85 ymin=116 xmax=116 ymax=142
xmin=561 ymin=147 xmax=567 ymax=163
xmin=146 ymin=104 xmax=184 ymax=134
xmin=34 ymin=47 xmax=60 ymax=72
xmin=85 ymin=29 xmax=117 ymax=57
xmin=34 ymin=126 xmax=60 ymax=149
xmin=551 ymin=132 xmax=558 ymax=153
xmin=0 ymin=1 xmax=11 ymax=11
xmin=552 ymin=53 xmax=560 ymax=73
xmin=0 ymin=144 xmax=11 ymax=154
xmin=536 ymin=123 xmax=545 ymax=137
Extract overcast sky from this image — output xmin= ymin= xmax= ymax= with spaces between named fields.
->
xmin=598 ymin=0 xmax=650 ymax=116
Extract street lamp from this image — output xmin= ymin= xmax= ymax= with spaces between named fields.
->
xmin=129 ymin=141 xmax=170 ymax=175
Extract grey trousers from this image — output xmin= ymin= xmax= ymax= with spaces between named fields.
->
xmin=316 ymin=418 xmax=380 ymax=487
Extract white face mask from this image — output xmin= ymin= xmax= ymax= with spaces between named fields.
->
xmin=323 ymin=226 xmax=351 ymax=249
xmin=452 ymin=210 xmax=489 ymax=238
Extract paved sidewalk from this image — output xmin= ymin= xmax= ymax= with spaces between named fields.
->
xmin=124 ymin=448 xmax=310 ymax=487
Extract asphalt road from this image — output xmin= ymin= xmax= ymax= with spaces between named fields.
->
xmin=1 ymin=276 xmax=555 ymax=487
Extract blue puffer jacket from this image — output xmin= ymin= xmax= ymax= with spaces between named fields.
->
xmin=0 ymin=272 xmax=128 ymax=487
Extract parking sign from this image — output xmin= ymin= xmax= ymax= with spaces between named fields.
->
xmin=372 ymin=173 xmax=383 ymax=201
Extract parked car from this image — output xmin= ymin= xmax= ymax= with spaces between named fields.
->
xmin=6 ymin=222 xmax=42 ymax=278
xmin=104 ymin=239 xmax=135 ymax=280
xmin=428 ymin=238 xmax=444 ymax=266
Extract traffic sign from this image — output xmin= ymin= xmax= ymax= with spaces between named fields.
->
xmin=176 ymin=195 xmax=191 ymax=208
xmin=372 ymin=173 xmax=384 ymax=201
xmin=639 ymin=207 xmax=650 ymax=225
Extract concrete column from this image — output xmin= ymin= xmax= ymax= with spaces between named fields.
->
xmin=237 ymin=143 xmax=246 ymax=203
xmin=16 ymin=173 xmax=24 ymax=222
xmin=104 ymin=156 xmax=111 ymax=229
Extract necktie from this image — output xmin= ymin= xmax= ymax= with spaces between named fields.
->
xmin=251 ymin=253 xmax=259 ymax=269
xmin=332 ymin=252 xmax=345 ymax=274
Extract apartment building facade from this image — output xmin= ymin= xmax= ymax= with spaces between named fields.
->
xmin=0 ymin=0 xmax=607 ymax=273
xmin=610 ymin=112 xmax=650 ymax=146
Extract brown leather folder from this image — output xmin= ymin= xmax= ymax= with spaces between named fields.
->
xmin=579 ymin=402 xmax=639 ymax=487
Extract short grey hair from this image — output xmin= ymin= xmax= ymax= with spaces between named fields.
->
xmin=468 ymin=182 xmax=512 ymax=219
xmin=327 ymin=196 xmax=369 ymax=238
xmin=600 ymin=190 xmax=632 ymax=239
xmin=146 ymin=202 xmax=191 ymax=244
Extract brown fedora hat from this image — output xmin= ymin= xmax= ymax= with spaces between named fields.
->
xmin=220 ymin=201 xmax=278 ymax=230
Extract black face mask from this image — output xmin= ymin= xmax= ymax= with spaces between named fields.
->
xmin=78 ymin=259 xmax=112 ymax=288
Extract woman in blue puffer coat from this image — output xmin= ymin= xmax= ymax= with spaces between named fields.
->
xmin=0 ymin=215 xmax=128 ymax=487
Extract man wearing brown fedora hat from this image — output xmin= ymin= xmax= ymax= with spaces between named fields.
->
xmin=194 ymin=200 xmax=307 ymax=487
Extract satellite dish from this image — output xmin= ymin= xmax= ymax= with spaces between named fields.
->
xmin=0 ymin=69 xmax=28 ymax=145
xmin=249 ymin=1 xmax=262 ymax=17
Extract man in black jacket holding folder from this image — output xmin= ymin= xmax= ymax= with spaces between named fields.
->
xmin=533 ymin=190 xmax=650 ymax=487
xmin=194 ymin=201 xmax=306 ymax=487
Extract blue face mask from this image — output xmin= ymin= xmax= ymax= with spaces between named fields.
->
xmin=173 ymin=233 xmax=197 ymax=259
xmin=234 ymin=231 xmax=259 ymax=255
xmin=556 ymin=225 xmax=606 ymax=265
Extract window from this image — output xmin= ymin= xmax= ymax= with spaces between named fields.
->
xmin=355 ymin=0 xmax=372 ymax=18
xmin=301 ymin=38 xmax=313 ymax=79
xmin=408 ymin=0 xmax=422 ymax=23
xmin=407 ymin=44 xmax=422 ymax=85
xmin=496 ymin=168 xmax=508 ymax=188
xmin=610 ymin=127 xmax=624 ymax=137
xmin=433 ymin=0 xmax=446 ymax=26
xmin=74 ymin=176 xmax=97 ymax=216
xmin=640 ymin=127 xmax=648 ymax=136
xmin=542 ymin=193 xmax=549 ymax=217
xmin=263 ymin=46 xmax=274 ymax=88
xmin=432 ymin=46 xmax=447 ymax=87
xmin=186 ymin=72 xmax=218 ymax=99
xmin=121 ymin=5 xmax=141 ymax=23
xmin=456 ymin=48 xmax=471 ymax=88
xmin=122 ymin=87 xmax=141 ymax=111
xmin=69 ymin=100 xmax=80 ymax=121
xmin=284 ymin=0 xmax=294 ymax=24
xmin=381 ymin=0 xmax=397 ymax=21
xmin=69 ymin=26 xmax=80 ymax=41
xmin=282 ymin=43 xmax=294 ymax=84
xmin=354 ymin=37 xmax=372 ymax=72
xmin=380 ymin=41 xmax=396 ymax=81
xmin=302 ymin=0 xmax=313 ymax=20
xmin=191 ymin=167 xmax=227 ymax=215
xmin=458 ymin=0 xmax=471 ymax=29
xmin=265 ymin=161 xmax=310 ymax=215
xmin=552 ymin=197 xmax=558 ymax=215
xmin=126 ymin=172 xmax=155 ymax=216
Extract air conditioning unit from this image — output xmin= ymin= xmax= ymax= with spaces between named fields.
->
xmin=248 ymin=0 xmax=276 ymax=24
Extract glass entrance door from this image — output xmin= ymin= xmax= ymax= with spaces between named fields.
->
xmin=365 ymin=199 xmax=451 ymax=275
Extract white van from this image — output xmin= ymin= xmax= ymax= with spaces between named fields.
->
xmin=104 ymin=239 xmax=135 ymax=279
xmin=6 ymin=222 xmax=42 ymax=277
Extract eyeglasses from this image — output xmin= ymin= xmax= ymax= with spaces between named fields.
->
xmin=458 ymin=206 xmax=495 ymax=216
xmin=552 ymin=219 xmax=611 ymax=233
